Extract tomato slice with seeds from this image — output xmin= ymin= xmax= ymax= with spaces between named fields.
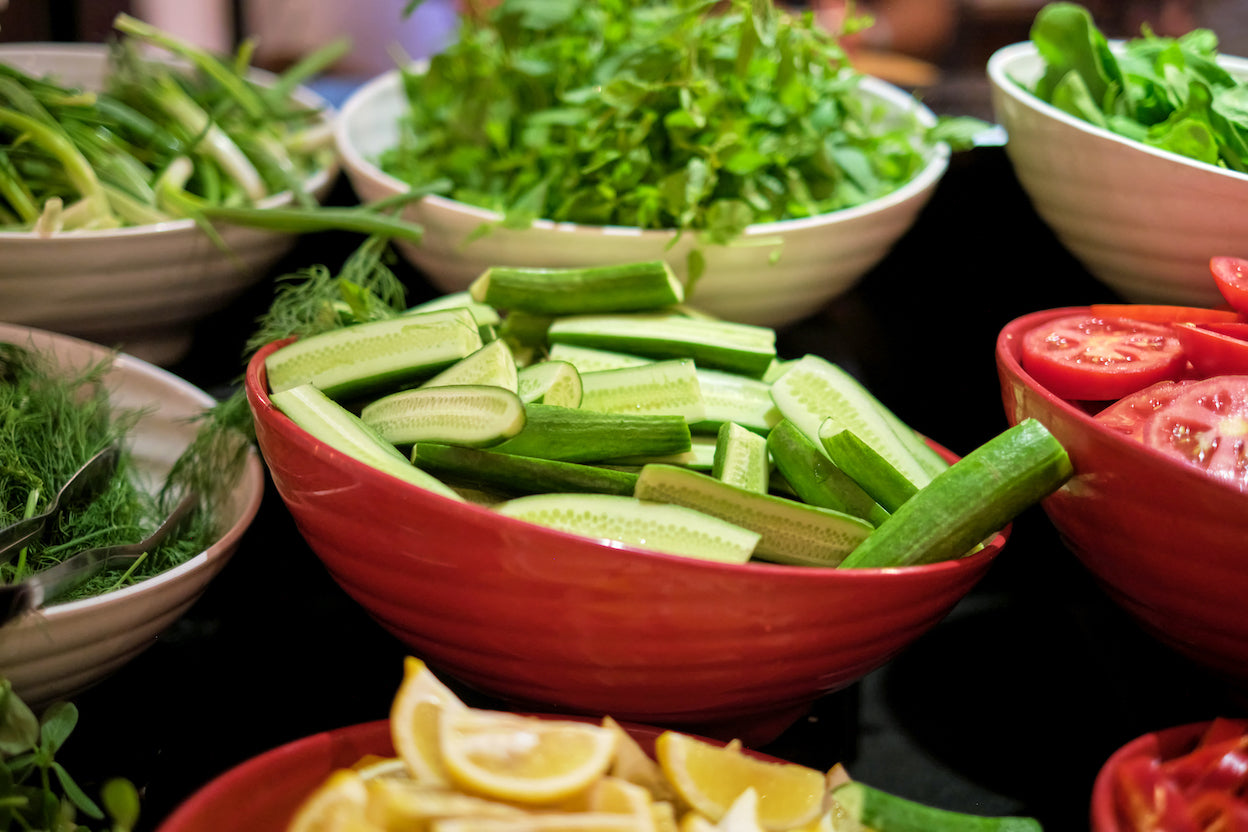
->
xmin=1210 ymin=256 xmax=1248 ymax=315
xmin=1021 ymin=314 xmax=1189 ymax=401
xmin=1090 ymin=303 xmax=1246 ymax=325
xmin=1174 ymin=322 xmax=1248 ymax=377
xmin=1094 ymin=379 xmax=1195 ymax=441
xmin=1141 ymin=376 xmax=1248 ymax=492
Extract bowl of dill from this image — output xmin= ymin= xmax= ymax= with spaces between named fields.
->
xmin=0 ymin=14 xmax=340 ymax=366
xmin=0 ymin=322 xmax=265 ymax=708
xmin=335 ymin=0 xmax=966 ymax=329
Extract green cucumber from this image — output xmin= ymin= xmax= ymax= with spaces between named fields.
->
xmin=604 ymin=434 xmax=718 ymax=471
xmin=420 ymin=338 xmax=518 ymax=392
xmin=265 ymin=308 xmax=483 ymax=399
xmin=770 ymin=354 xmax=934 ymax=487
xmin=516 ymin=360 xmax=583 ymax=407
xmin=359 ymin=385 xmax=526 ymax=448
xmin=412 ymin=444 xmax=638 ymax=496
xmin=691 ymin=368 xmax=780 ymax=436
xmin=547 ymin=313 xmax=776 ymax=378
xmin=820 ymin=425 xmax=920 ymax=513
xmin=269 ymin=383 xmax=462 ymax=501
xmin=492 ymin=403 xmax=691 ymax=463
xmin=578 ymin=359 xmax=705 ymax=422
xmin=493 ymin=493 xmax=759 ymax=564
xmin=546 ymin=343 xmax=651 ymax=373
xmin=497 ymin=310 xmax=554 ymax=352
xmin=712 ymin=422 xmax=770 ymax=494
xmin=831 ymin=782 xmax=1043 ymax=832
xmin=837 ymin=419 xmax=1073 ymax=569
xmin=766 ymin=420 xmax=890 ymax=527
xmin=633 ymin=464 xmax=873 ymax=567
xmin=469 ymin=261 xmax=683 ymax=315
xmin=404 ymin=290 xmax=502 ymax=328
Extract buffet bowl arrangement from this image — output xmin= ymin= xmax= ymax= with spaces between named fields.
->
xmin=987 ymin=4 xmax=1248 ymax=308
xmin=0 ymin=34 xmax=339 ymax=366
xmin=334 ymin=0 xmax=954 ymax=329
xmin=0 ymin=323 xmax=265 ymax=707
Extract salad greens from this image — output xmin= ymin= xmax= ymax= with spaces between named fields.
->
xmin=387 ymin=0 xmax=981 ymax=265
xmin=1026 ymin=1 xmax=1248 ymax=171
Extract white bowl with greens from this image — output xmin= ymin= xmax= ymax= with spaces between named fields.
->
xmin=988 ymin=3 xmax=1248 ymax=307
xmin=0 ymin=323 xmax=264 ymax=708
xmin=335 ymin=0 xmax=954 ymax=329
xmin=0 ymin=30 xmax=339 ymax=365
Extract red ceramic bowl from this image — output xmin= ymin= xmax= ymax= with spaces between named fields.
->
xmin=246 ymin=341 xmax=1008 ymax=744
xmin=997 ymin=308 xmax=1248 ymax=688
xmin=1089 ymin=721 xmax=1212 ymax=832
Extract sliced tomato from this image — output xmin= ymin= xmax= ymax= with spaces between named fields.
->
xmin=1210 ymin=256 xmax=1248 ymax=315
xmin=1090 ymin=303 xmax=1247 ymax=325
xmin=1094 ymin=379 xmax=1196 ymax=441
xmin=1175 ymin=323 xmax=1248 ymax=377
xmin=1141 ymin=376 xmax=1248 ymax=492
xmin=1021 ymin=314 xmax=1189 ymax=401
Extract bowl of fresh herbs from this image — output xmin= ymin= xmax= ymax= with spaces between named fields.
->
xmin=335 ymin=0 xmax=973 ymax=329
xmin=0 ymin=14 xmax=341 ymax=365
xmin=988 ymin=2 xmax=1248 ymax=307
xmin=0 ymin=322 xmax=264 ymax=708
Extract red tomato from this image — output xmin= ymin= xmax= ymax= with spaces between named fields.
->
xmin=1141 ymin=376 xmax=1248 ymax=492
xmin=1094 ymin=380 xmax=1195 ymax=441
xmin=1175 ymin=323 xmax=1248 ymax=376
xmin=1090 ymin=303 xmax=1246 ymax=325
xmin=1021 ymin=314 xmax=1189 ymax=401
xmin=1210 ymin=256 xmax=1248 ymax=315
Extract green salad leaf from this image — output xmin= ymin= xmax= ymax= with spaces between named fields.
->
xmin=1025 ymin=1 xmax=1248 ymax=172
xmin=381 ymin=0 xmax=961 ymax=253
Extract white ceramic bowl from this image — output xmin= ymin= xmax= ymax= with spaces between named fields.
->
xmin=0 ymin=44 xmax=339 ymax=366
xmin=0 ymin=323 xmax=265 ymax=707
xmin=335 ymin=66 xmax=949 ymax=328
xmin=988 ymin=40 xmax=1248 ymax=307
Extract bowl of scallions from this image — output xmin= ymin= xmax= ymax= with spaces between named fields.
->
xmin=335 ymin=0 xmax=964 ymax=329
xmin=0 ymin=322 xmax=265 ymax=707
xmin=0 ymin=15 xmax=340 ymax=366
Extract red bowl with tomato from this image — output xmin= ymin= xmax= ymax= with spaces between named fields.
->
xmin=245 ymin=341 xmax=1010 ymax=747
xmin=1090 ymin=718 xmax=1248 ymax=831
xmin=996 ymin=302 xmax=1248 ymax=689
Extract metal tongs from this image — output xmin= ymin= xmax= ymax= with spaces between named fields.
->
xmin=0 ymin=490 xmax=200 ymax=626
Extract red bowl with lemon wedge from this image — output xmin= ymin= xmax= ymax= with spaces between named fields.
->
xmin=245 ymin=341 xmax=1009 ymax=745
xmin=996 ymin=307 xmax=1248 ymax=689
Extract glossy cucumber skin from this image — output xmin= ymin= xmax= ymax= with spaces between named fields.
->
xmin=471 ymin=261 xmax=683 ymax=315
xmin=492 ymin=403 xmax=692 ymax=463
xmin=837 ymin=419 xmax=1073 ymax=569
xmin=820 ymin=426 xmax=920 ymax=514
xmin=766 ymin=420 xmax=890 ymax=527
xmin=832 ymin=783 xmax=1044 ymax=832
xmin=413 ymin=444 xmax=638 ymax=497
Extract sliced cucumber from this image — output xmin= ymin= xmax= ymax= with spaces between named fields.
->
xmin=492 ymin=403 xmax=691 ymax=463
xmin=546 ymin=343 xmax=651 ymax=373
xmin=413 ymin=444 xmax=638 ymax=497
xmin=265 ymin=308 xmax=483 ymax=399
xmin=633 ymin=464 xmax=873 ymax=567
xmin=493 ymin=493 xmax=759 ymax=564
xmin=403 ymin=291 xmax=502 ymax=328
xmin=712 ymin=422 xmax=770 ymax=494
xmin=469 ymin=261 xmax=683 ymax=315
xmin=769 ymin=354 xmax=933 ymax=488
xmin=578 ymin=359 xmax=705 ymax=423
xmin=837 ymin=419 xmax=1073 ymax=569
xmin=766 ymin=420 xmax=889 ymax=527
xmin=831 ymin=782 xmax=1043 ymax=832
xmin=820 ymin=425 xmax=920 ymax=514
xmin=420 ymin=338 xmax=518 ymax=393
xmin=269 ymin=383 xmax=462 ymax=501
xmin=603 ymin=434 xmax=718 ymax=471
xmin=547 ymin=313 xmax=776 ymax=378
xmin=359 ymin=385 xmax=526 ymax=448
xmin=691 ymin=368 xmax=781 ymax=436
xmin=516 ymin=360 xmax=583 ymax=407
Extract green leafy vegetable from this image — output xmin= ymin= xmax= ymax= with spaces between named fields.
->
xmin=382 ymin=0 xmax=962 ymax=252
xmin=1026 ymin=1 xmax=1248 ymax=172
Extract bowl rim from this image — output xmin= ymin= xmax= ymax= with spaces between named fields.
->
xmin=333 ymin=63 xmax=951 ymax=238
xmin=247 ymin=337 xmax=1007 ymax=580
xmin=996 ymin=305 xmax=1248 ymax=497
xmin=986 ymin=39 xmax=1248 ymax=185
xmin=1088 ymin=720 xmax=1212 ymax=832
xmin=0 ymin=322 xmax=265 ymax=623
xmin=0 ymin=42 xmax=338 ymax=243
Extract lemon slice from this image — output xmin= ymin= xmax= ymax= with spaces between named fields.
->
xmin=654 ymin=732 xmax=826 ymax=832
xmin=431 ymin=813 xmax=651 ymax=832
xmin=716 ymin=789 xmax=765 ymax=832
xmin=390 ymin=657 xmax=469 ymax=784
xmin=439 ymin=710 xmax=619 ymax=805
xmin=287 ymin=769 xmax=377 ymax=832
xmin=603 ymin=718 xmax=680 ymax=806
xmin=364 ymin=778 xmax=529 ymax=828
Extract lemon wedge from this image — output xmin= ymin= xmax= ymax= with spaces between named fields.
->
xmin=287 ymin=769 xmax=377 ymax=832
xmin=390 ymin=657 xmax=469 ymax=785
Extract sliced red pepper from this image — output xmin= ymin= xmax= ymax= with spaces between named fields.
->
xmin=1117 ymin=756 xmax=1204 ymax=831
xmin=1188 ymin=790 xmax=1248 ymax=832
xmin=1161 ymin=738 xmax=1248 ymax=794
xmin=1200 ymin=719 xmax=1248 ymax=749
xmin=1089 ymin=303 xmax=1248 ymax=325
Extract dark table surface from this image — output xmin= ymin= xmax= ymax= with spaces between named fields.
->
xmin=47 ymin=79 xmax=1246 ymax=832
